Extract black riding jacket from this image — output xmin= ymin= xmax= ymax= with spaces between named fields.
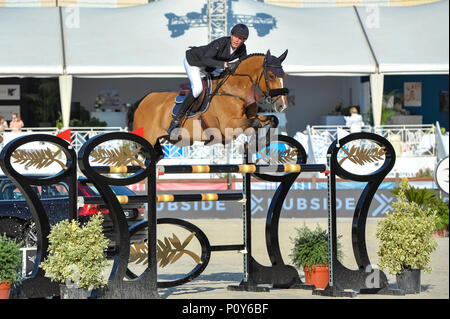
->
xmin=185 ymin=36 xmax=247 ymax=72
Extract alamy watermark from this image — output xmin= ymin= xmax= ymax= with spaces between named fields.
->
xmin=364 ymin=5 xmax=380 ymax=29
xmin=64 ymin=6 xmax=80 ymax=29
xmin=168 ymin=122 xmax=293 ymax=169
xmin=364 ymin=264 xmax=381 ymax=289
xmin=65 ymin=264 xmax=81 ymax=288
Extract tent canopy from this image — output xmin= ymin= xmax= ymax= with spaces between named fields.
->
xmin=0 ymin=7 xmax=63 ymax=77
xmin=62 ymin=2 xmax=207 ymax=77
xmin=0 ymin=0 xmax=448 ymax=78
xmin=234 ymin=0 xmax=377 ymax=75
xmin=356 ymin=0 xmax=449 ymax=74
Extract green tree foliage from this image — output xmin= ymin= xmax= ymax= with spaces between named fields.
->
xmin=25 ymin=79 xmax=60 ymax=124
xmin=290 ymin=224 xmax=343 ymax=271
xmin=391 ymin=182 xmax=449 ymax=231
xmin=0 ymin=234 xmax=22 ymax=285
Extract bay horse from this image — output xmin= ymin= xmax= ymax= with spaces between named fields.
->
xmin=127 ymin=50 xmax=290 ymax=160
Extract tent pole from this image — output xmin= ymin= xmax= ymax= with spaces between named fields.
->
xmin=59 ymin=75 xmax=72 ymax=129
xmin=58 ymin=6 xmax=71 ymax=129
xmin=370 ymin=73 xmax=384 ymax=127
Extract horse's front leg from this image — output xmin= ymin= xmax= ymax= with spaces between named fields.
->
xmin=223 ymin=117 xmax=261 ymax=141
xmin=227 ymin=117 xmax=262 ymax=131
xmin=256 ymin=115 xmax=278 ymax=128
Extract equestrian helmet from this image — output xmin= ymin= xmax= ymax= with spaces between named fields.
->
xmin=231 ymin=24 xmax=249 ymax=40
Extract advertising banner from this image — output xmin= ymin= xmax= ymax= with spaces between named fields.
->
xmin=155 ymin=189 xmax=421 ymax=219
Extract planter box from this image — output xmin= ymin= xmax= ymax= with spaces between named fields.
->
xmin=0 ymin=281 xmax=10 ymax=299
xmin=433 ymin=228 xmax=448 ymax=238
xmin=396 ymin=269 xmax=421 ymax=294
xmin=60 ymin=285 xmax=89 ymax=299
xmin=304 ymin=265 xmax=329 ymax=289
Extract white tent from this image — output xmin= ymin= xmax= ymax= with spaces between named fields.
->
xmin=356 ymin=0 xmax=449 ymax=123
xmin=0 ymin=0 xmax=448 ymax=128
xmin=356 ymin=0 xmax=449 ymax=75
xmin=61 ymin=2 xmax=207 ymax=77
xmin=234 ymin=0 xmax=377 ymax=75
xmin=0 ymin=6 xmax=63 ymax=77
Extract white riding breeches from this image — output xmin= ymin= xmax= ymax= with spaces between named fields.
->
xmin=184 ymin=57 xmax=204 ymax=98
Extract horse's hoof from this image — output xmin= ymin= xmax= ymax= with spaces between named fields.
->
xmin=270 ymin=115 xmax=279 ymax=128
xmin=251 ymin=118 xmax=263 ymax=129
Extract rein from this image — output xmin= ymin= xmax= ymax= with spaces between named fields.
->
xmin=209 ymin=72 xmax=247 ymax=102
xmin=208 ymin=58 xmax=288 ymax=106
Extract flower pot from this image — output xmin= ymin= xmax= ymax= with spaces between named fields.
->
xmin=433 ymin=228 xmax=447 ymax=238
xmin=396 ymin=268 xmax=421 ymax=294
xmin=59 ymin=284 xmax=89 ymax=299
xmin=304 ymin=265 xmax=329 ymax=289
xmin=0 ymin=281 xmax=11 ymax=299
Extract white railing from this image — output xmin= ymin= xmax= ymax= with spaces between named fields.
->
xmin=159 ymin=135 xmax=247 ymax=163
xmin=1 ymin=124 xmax=445 ymax=164
xmin=306 ymin=124 xmax=438 ymax=160
xmin=0 ymin=127 xmax=125 ymax=152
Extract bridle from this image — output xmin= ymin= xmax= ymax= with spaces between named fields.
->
xmin=209 ymin=56 xmax=289 ymax=110
xmin=260 ymin=56 xmax=289 ymax=103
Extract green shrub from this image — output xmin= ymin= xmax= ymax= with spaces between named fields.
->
xmin=376 ymin=179 xmax=438 ymax=275
xmin=290 ymin=224 xmax=343 ymax=271
xmin=40 ymin=214 xmax=109 ymax=290
xmin=0 ymin=234 xmax=22 ymax=285
xmin=391 ymin=181 xmax=449 ymax=231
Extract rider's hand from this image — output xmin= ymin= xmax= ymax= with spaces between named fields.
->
xmin=229 ymin=60 xmax=239 ymax=70
xmin=225 ymin=59 xmax=239 ymax=71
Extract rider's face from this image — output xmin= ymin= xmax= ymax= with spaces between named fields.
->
xmin=230 ymin=34 xmax=245 ymax=49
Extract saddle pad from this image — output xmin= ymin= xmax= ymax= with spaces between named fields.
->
xmin=171 ymin=75 xmax=212 ymax=119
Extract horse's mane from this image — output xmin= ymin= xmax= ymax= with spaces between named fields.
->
xmin=240 ymin=53 xmax=265 ymax=61
xmin=211 ymin=53 xmax=265 ymax=80
xmin=231 ymin=53 xmax=265 ymax=71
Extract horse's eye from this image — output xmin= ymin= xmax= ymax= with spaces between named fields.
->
xmin=268 ymin=73 xmax=276 ymax=81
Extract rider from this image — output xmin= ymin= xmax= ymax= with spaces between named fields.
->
xmin=167 ymin=23 xmax=249 ymax=135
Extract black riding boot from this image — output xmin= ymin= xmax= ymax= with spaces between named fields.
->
xmin=167 ymin=92 xmax=196 ymax=135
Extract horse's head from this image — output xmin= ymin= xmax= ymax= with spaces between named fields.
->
xmin=261 ymin=49 xmax=289 ymax=113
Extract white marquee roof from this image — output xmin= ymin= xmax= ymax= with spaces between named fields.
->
xmin=0 ymin=0 xmax=448 ymax=78
xmin=356 ymin=0 xmax=449 ymax=74
xmin=234 ymin=0 xmax=377 ymax=75
xmin=61 ymin=1 xmax=207 ymax=77
xmin=0 ymin=6 xmax=64 ymax=77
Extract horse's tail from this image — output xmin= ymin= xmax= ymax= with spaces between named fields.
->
xmin=126 ymin=93 xmax=150 ymax=131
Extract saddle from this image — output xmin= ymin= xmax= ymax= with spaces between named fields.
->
xmin=171 ymin=74 xmax=212 ymax=119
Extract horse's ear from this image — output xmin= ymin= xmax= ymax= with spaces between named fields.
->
xmin=278 ymin=50 xmax=288 ymax=63
xmin=266 ymin=49 xmax=271 ymax=57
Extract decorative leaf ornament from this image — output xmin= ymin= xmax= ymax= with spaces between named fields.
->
xmin=90 ymin=145 xmax=145 ymax=168
xmin=129 ymin=242 xmax=149 ymax=265
xmin=129 ymin=232 xmax=202 ymax=268
xmin=256 ymin=147 xmax=298 ymax=164
xmin=12 ymin=147 xmax=67 ymax=170
xmin=338 ymin=145 xmax=386 ymax=166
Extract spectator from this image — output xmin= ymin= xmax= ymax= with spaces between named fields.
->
xmin=9 ymin=113 xmax=24 ymax=132
xmin=345 ymin=107 xmax=364 ymax=133
xmin=0 ymin=116 xmax=8 ymax=132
